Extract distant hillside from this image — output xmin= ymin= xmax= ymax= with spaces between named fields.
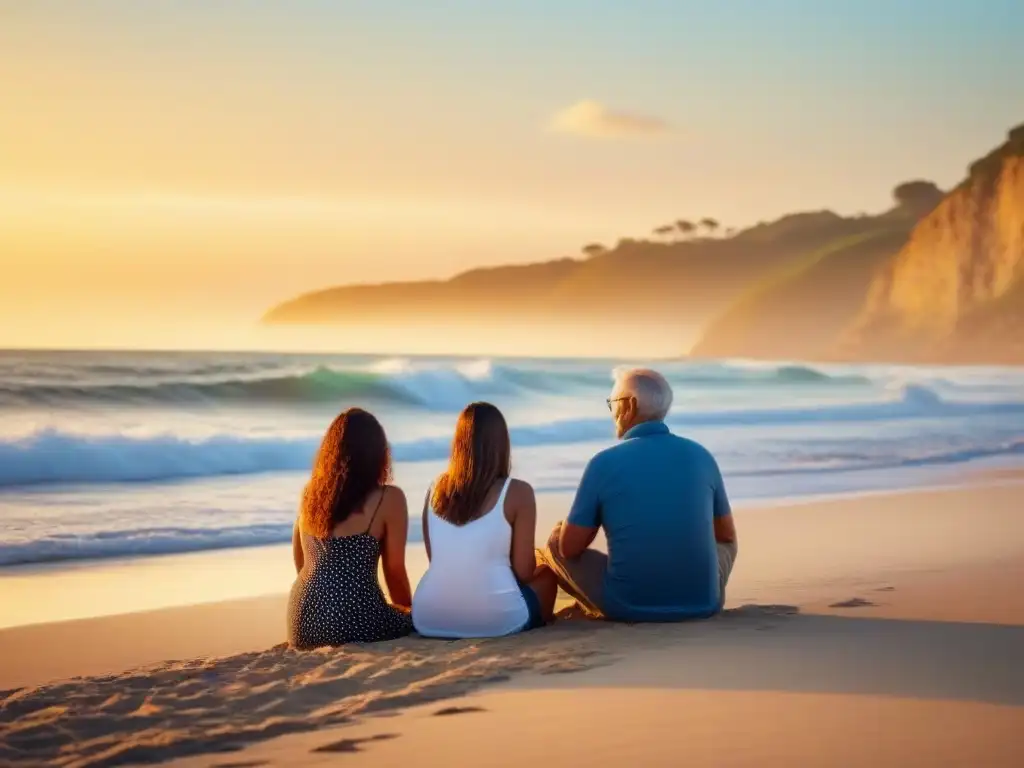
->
xmin=264 ymin=209 xmax=894 ymax=354
xmin=838 ymin=124 xmax=1024 ymax=364
xmin=267 ymin=125 xmax=1024 ymax=362
xmin=689 ymin=188 xmax=940 ymax=360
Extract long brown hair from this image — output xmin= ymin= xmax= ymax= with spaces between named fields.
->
xmin=432 ymin=402 xmax=512 ymax=525
xmin=301 ymin=408 xmax=392 ymax=538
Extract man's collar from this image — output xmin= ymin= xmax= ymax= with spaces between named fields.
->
xmin=623 ymin=420 xmax=669 ymax=440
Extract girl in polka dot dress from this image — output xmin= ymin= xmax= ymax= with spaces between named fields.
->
xmin=287 ymin=408 xmax=413 ymax=648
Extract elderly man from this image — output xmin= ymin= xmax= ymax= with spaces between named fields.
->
xmin=540 ymin=367 xmax=737 ymax=621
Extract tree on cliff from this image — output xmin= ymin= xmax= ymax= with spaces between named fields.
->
xmin=581 ymin=242 xmax=607 ymax=258
xmin=653 ymin=224 xmax=676 ymax=238
xmin=892 ymin=180 xmax=943 ymax=212
xmin=675 ymin=219 xmax=696 ymax=238
xmin=699 ymin=217 xmax=720 ymax=236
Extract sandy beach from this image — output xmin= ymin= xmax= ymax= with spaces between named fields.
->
xmin=2 ymin=481 xmax=1023 ymax=766
xmin=6 ymin=3 xmax=1024 ymax=764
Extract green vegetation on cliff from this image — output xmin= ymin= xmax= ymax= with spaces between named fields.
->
xmin=690 ymin=226 xmax=912 ymax=360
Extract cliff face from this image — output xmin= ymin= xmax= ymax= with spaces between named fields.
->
xmin=690 ymin=124 xmax=1024 ymax=365
xmin=839 ymin=126 xmax=1024 ymax=363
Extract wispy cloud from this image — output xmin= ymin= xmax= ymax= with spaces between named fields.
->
xmin=547 ymin=99 xmax=673 ymax=139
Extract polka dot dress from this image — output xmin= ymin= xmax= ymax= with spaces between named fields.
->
xmin=287 ymin=531 xmax=412 ymax=649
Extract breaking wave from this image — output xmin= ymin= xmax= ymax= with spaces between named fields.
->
xmin=0 ymin=358 xmax=873 ymax=409
xmin=2 ymin=384 xmax=1022 ymax=489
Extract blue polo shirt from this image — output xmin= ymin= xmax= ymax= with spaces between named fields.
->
xmin=567 ymin=420 xmax=732 ymax=621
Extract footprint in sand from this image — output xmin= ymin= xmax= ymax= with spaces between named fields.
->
xmin=432 ymin=705 xmax=487 ymax=717
xmin=829 ymin=597 xmax=878 ymax=608
xmin=312 ymin=733 xmax=399 ymax=754
xmin=725 ymin=604 xmax=800 ymax=618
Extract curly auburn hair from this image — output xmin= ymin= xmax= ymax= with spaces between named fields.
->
xmin=300 ymin=408 xmax=392 ymax=538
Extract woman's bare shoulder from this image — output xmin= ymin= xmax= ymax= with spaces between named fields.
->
xmin=381 ymin=484 xmax=408 ymax=508
xmin=508 ymin=478 xmax=536 ymax=504
xmin=370 ymin=486 xmax=406 ymax=532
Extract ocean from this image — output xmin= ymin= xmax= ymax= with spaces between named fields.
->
xmin=2 ymin=350 xmax=1023 ymax=570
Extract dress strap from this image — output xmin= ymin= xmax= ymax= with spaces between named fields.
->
xmin=364 ymin=486 xmax=387 ymax=534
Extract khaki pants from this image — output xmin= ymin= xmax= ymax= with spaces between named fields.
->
xmin=538 ymin=523 xmax=738 ymax=619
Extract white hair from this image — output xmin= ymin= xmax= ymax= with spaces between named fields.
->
xmin=612 ymin=367 xmax=673 ymax=420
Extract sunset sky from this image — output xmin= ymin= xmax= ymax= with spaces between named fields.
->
xmin=2 ymin=0 xmax=1022 ymax=350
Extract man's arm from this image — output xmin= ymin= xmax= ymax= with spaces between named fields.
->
xmin=559 ymin=457 xmax=602 ymax=559
xmin=714 ymin=514 xmax=737 ymax=544
xmin=710 ymin=455 xmax=737 ymax=544
xmin=560 ymin=521 xmax=599 ymax=559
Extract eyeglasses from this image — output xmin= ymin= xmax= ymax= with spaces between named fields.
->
xmin=606 ymin=397 xmax=629 ymax=412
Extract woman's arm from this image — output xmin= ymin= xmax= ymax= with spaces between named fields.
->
xmin=508 ymin=480 xmax=538 ymax=583
xmin=381 ymin=487 xmax=413 ymax=609
xmin=291 ymin=519 xmax=304 ymax=574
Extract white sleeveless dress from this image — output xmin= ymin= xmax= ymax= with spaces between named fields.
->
xmin=412 ymin=477 xmax=530 ymax=638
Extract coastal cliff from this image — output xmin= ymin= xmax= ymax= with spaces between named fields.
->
xmin=837 ymin=125 xmax=1024 ymax=363
xmin=691 ymin=124 xmax=1024 ymax=365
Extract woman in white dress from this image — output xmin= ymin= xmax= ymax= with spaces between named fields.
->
xmin=412 ymin=402 xmax=557 ymax=638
